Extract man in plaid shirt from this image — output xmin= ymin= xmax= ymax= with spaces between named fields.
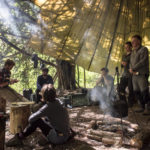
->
xmin=0 ymin=59 xmax=18 ymax=88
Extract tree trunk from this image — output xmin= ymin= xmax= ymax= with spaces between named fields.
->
xmin=57 ymin=60 xmax=76 ymax=90
xmin=10 ymin=103 xmax=31 ymax=134
xmin=0 ymin=97 xmax=6 ymax=150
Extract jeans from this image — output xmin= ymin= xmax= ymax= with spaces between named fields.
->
xmin=23 ymin=118 xmax=51 ymax=137
xmin=119 ymin=76 xmax=135 ymax=105
xmin=22 ymin=118 xmax=70 ymax=144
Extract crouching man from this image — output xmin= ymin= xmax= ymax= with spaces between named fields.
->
xmin=6 ymin=84 xmax=75 ymax=147
xmin=96 ymin=67 xmax=114 ymax=97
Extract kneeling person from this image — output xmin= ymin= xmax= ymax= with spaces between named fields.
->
xmin=6 ymin=84 xmax=72 ymax=147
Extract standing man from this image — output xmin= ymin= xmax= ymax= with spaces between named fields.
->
xmin=36 ymin=68 xmax=54 ymax=103
xmin=129 ymin=35 xmax=149 ymax=115
xmin=0 ymin=59 xmax=18 ymax=88
xmin=119 ymin=42 xmax=135 ymax=107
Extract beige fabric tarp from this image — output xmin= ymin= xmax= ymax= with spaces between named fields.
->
xmin=30 ymin=0 xmax=150 ymax=73
xmin=0 ymin=87 xmax=28 ymax=109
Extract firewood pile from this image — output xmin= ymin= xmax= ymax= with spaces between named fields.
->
xmin=86 ymin=118 xmax=150 ymax=149
xmin=57 ymin=88 xmax=88 ymax=97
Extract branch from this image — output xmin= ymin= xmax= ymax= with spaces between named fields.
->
xmin=0 ymin=36 xmax=57 ymax=68
xmin=0 ymin=30 xmax=29 ymax=39
xmin=1 ymin=52 xmax=20 ymax=59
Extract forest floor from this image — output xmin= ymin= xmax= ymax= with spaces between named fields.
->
xmin=5 ymin=105 xmax=150 ymax=150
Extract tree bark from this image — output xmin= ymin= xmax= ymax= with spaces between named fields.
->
xmin=0 ymin=97 xmax=6 ymax=150
xmin=10 ymin=103 xmax=31 ymax=134
xmin=57 ymin=60 xmax=76 ymax=90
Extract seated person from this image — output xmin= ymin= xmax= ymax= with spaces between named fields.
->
xmin=96 ymin=68 xmax=114 ymax=96
xmin=0 ymin=59 xmax=18 ymax=88
xmin=6 ymin=84 xmax=75 ymax=147
xmin=36 ymin=68 xmax=54 ymax=103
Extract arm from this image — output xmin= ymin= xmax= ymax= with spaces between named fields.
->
xmin=103 ymin=76 xmax=113 ymax=86
xmin=132 ymin=48 xmax=148 ymax=71
xmin=0 ymin=72 xmax=9 ymax=88
xmin=96 ymin=76 xmax=103 ymax=86
xmin=48 ymin=75 xmax=54 ymax=84
xmin=121 ymin=55 xmax=127 ymax=67
xmin=0 ymin=82 xmax=9 ymax=88
xmin=37 ymin=76 xmax=42 ymax=90
xmin=29 ymin=104 xmax=48 ymax=123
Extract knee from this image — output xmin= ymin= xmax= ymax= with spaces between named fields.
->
xmin=30 ymin=118 xmax=43 ymax=126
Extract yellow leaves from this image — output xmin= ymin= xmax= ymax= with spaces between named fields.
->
xmin=34 ymin=0 xmax=47 ymax=6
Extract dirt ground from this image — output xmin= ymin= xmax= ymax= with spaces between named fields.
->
xmin=5 ymin=105 xmax=150 ymax=150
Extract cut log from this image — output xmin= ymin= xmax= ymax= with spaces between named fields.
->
xmin=129 ymin=130 xmax=150 ymax=149
xmin=102 ymin=137 xmax=122 ymax=146
xmin=87 ymin=134 xmax=102 ymax=142
xmin=87 ymin=120 xmax=98 ymax=130
xmin=0 ymin=97 xmax=6 ymax=150
xmin=90 ymin=129 xmax=121 ymax=138
xmin=10 ymin=103 xmax=31 ymax=134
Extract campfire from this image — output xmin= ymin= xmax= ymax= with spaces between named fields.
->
xmin=86 ymin=117 xmax=142 ymax=148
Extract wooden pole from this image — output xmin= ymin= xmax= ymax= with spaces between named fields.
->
xmin=77 ymin=65 xmax=80 ymax=87
xmin=0 ymin=97 xmax=6 ymax=150
xmin=84 ymin=68 xmax=86 ymax=88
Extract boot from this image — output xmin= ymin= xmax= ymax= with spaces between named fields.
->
xmin=6 ymin=133 xmax=23 ymax=147
xmin=143 ymin=104 xmax=150 ymax=115
xmin=38 ymin=135 xmax=49 ymax=146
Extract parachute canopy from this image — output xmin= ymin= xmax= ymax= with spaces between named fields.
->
xmin=30 ymin=0 xmax=150 ymax=73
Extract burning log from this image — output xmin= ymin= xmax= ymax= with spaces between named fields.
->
xmin=98 ymin=124 xmax=137 ymax=135
xmin=90 ymin=130 xmax=121 ymax=138
xmin=0 ymin=97 xmax=6 ymax=150
xmin=97 ymin=120 xmax=139 ymax=131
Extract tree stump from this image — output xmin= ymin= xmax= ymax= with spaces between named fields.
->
xmin=10 ymin=103 xmax=31 ymax=134
xmin=0 ymin=97 xmax=6 ymax=150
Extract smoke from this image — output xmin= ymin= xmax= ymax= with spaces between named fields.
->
xmin=90 ymin=86 xmax=114 ymax=115
xmin=0 ymin=0 xmax=20 ymax=36
xmin=0 ymin=0 xmax=46 ymax=38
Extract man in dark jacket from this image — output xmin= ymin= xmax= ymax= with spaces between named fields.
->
xmin=36 ymin=68 xmax=53 ymax=103
xmin=6 ymin=84 xmax=75 ymax=147
xmin=119 ymin=42 xmax=135 ymax=107
xmin=129 ymin=35 xmax=149 ymax=115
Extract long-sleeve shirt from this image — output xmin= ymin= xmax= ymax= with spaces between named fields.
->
xmin=0 ymin=68 xmax=11 ymax=86
xmin=29 ymin=99 xmax=70 ymax=135
xmin=121 ymin=53 xmax=131 ymax=77
xmin=37 ymin=75 xmax=53 ymax=90
xmin=130 ymin=46 xmax=149 ymax=75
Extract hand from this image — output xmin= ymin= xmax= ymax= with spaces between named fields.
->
xmin=10 ymin=79 xmax=19 ymax=84
xmin=121 ymin=61 xmax=127 ymax=66
xmin=129 ymin=69 xmax=133 ymax=74
xmin=132 ymin=71 xmax=137 ymax=75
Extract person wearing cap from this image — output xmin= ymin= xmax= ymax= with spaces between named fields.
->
xmin=6 ymin=84 xmax=75 ymax=147
xmin=0 ymin=59 xmax=18 ymax=88
xmin=129 ymin=35 xmax=149 ymax=115
xmin=36 ymin=68 xmax=53 ymax=103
